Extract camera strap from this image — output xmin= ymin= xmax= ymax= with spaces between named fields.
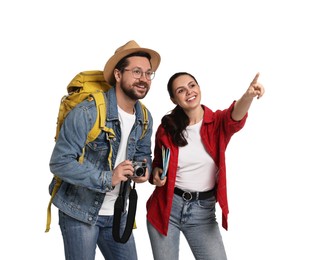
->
xmin=112 ymin=181 xmax=137 ymax=243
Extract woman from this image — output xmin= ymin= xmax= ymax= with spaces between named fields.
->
xmin=146 ymin=72 xmax=265 ymax=260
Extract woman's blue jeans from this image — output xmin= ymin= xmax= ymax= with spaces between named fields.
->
xmin=147 ymin=193 xmax=227 ymax=260
xmin=58 ymin=210 xmax=137 ymax=260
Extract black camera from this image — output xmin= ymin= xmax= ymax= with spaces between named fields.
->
xmin=132 ymin=161 xmax=147 ymax=177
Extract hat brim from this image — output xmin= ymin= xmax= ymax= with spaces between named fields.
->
xmin=104 ymin=47 xmax=161 ymax=85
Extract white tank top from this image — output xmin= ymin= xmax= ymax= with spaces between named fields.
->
xmin=175 ymin=120 xmax=217 ymax=192
xmin=99 ymin=106 xmax=135 ymax=215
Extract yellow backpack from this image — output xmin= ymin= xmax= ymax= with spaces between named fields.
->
xmin=45 ymin=70 xmax=149 ymax=232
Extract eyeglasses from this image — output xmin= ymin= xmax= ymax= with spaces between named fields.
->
xmin=124 ymin=68 xmax=155 ymax=80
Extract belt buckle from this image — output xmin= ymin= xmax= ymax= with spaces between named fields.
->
xmin=182 ymin=191 xmax=193 ymax=201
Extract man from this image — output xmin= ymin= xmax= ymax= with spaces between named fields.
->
xmin=49 ymin=40 xmax=161 ymax=260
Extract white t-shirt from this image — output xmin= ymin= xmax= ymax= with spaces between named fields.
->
xmin=175 ymin=120 xmax=218 ymax=192
xmin=99 ymin=106 xmax=135 ymax=215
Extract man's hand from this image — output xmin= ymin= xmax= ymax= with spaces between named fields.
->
xmin=111 ymin=160 xmax=134 ymax=186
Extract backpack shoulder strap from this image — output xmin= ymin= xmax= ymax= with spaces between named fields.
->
xmin=79 ymin=91 xmax=115 ymax=170
xmin=86 ymin=91 xmax=106 ymax=143
xmin=138 ymin=101 xmax=149 ymax=140
xmin=88 ymin=91 xmax=117 ymax=143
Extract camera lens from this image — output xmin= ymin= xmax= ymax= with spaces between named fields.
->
xmin=135 ymin=167 xmax=144 ymax=177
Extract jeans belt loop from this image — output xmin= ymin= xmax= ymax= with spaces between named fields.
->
xmin=182 ymin=191 xmax=193 ymax=201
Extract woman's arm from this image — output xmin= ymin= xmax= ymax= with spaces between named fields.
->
xmin=232 ymin=72 xmax=265 ymax=121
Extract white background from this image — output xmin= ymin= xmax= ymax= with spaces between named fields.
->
xmin=1 ymin=0 xmax=308 ymax=259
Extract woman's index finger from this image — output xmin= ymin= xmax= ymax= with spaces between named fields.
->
xmin=251 ymin=72 xmax=260 ymax=84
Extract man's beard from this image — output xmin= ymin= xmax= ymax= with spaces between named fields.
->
xmin=120 ymin=82 xmax=149 ymax=100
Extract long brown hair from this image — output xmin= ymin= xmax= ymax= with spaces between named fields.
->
xmin=161 ymin=72 xmax=199 ymax=146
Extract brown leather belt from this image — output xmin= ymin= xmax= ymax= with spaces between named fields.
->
xmin=174 ymin=187 xmax=216 ymax=201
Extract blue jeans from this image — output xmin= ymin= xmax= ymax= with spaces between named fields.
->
xmin=59 ymin=210 xmax=137 ymax=260
xmin=147 ymin=194 xmax=227 ymax=260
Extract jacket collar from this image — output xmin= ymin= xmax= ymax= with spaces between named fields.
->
xmin=105 ymin=87 xmax=144 ymax=123
xmin=201 ymin=105 xmax=215 ymax=123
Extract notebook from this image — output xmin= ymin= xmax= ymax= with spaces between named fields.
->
xmin=161 ymin=145 xmax=170 ymax=180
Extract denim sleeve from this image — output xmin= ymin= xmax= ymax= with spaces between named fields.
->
xmin=49 ymin=101 xmax=112 ymax=193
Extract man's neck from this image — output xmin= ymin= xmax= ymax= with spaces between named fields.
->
xmin=115 ymin=92 xmax=136 ymax=114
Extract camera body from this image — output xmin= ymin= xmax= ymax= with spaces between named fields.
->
xmin=132 ymin=161 xmax=147 ymax=177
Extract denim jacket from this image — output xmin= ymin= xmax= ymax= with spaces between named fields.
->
xmin=49 ymin=87 xmax=153 ymax=225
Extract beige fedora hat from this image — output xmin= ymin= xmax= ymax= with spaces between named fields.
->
xmin=103 ymin=40 xmax=161 ymax=85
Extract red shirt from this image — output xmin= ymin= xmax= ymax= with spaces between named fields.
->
xmin=146 ymin=102 xmax=247 ymax=236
